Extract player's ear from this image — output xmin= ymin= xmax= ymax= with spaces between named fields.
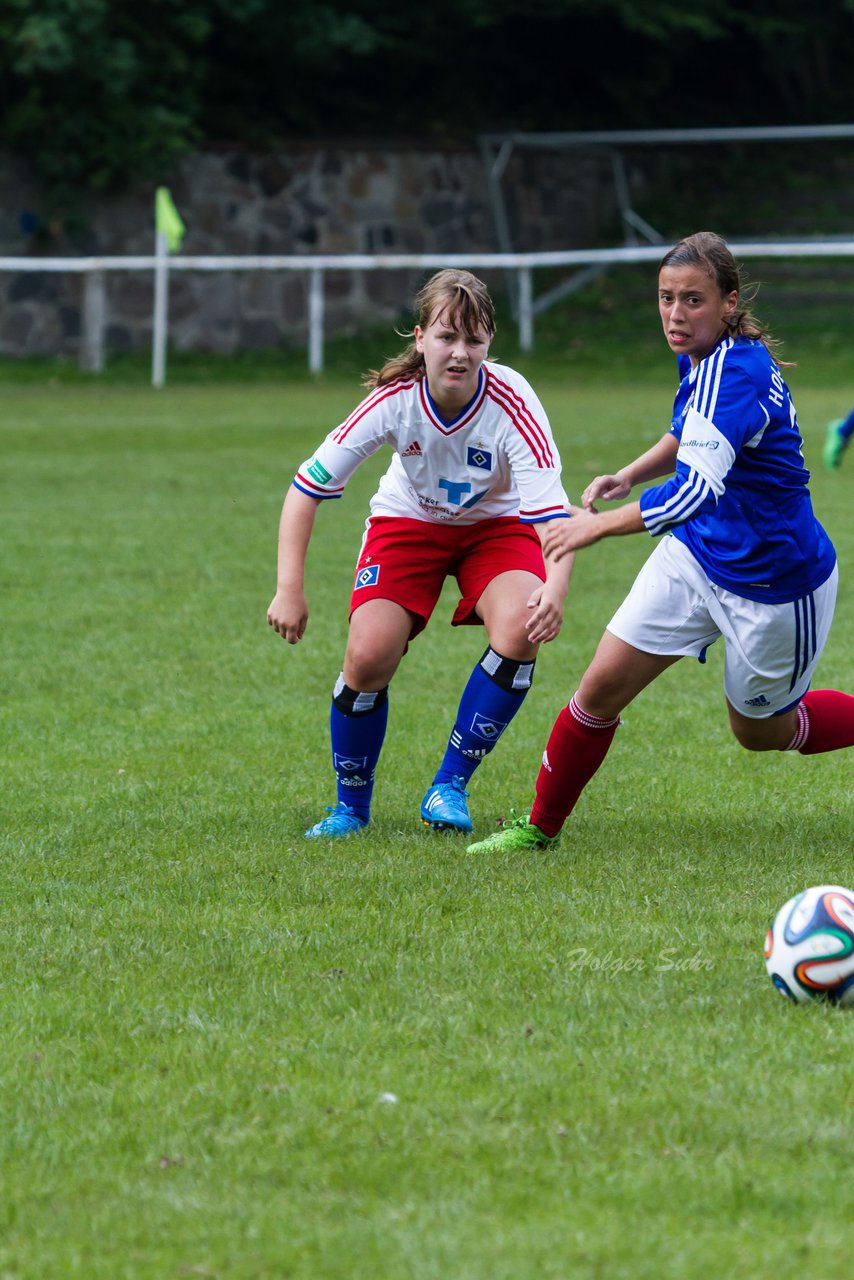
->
xmin=414 ymin=325 xmax=425 ymax=352
xmin=723 ymin=290 xmax=738 ymax=323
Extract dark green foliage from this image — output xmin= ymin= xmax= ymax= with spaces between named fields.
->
xmin=3 ymin=1 xmax=854 ymax=220
xmin=0 ymin=0 xmax=211 ymax=215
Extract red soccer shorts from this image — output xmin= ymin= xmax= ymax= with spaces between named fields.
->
xmin=349 ymin=516 xmax=545 ymax=635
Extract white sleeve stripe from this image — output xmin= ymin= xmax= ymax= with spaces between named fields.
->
xmin=676 ymin=407 xmax=735 ymax=496
xmin=704 ymin=344 xmax=727 ymax=416
xmin=693 ymin=339 xmax=730 ymax=419
xmin=643 ymin=469 xmax=711 ymax=534
xmin=694 ymin=342 xmax=722 ymax=417
xmin=745 ymin=401 xmax=770 ymax=448
xmin=642 ymin=467 xmax=704 ymax=521
xmin=694 ymin=351 xmax=713 ymax=417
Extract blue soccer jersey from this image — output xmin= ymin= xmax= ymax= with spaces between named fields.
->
xmin=639 ymin=336 xmax=836 ymax=603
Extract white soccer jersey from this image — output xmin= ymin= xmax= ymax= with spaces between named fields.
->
xmin=292 ymin=362 xmax=569 ymax=525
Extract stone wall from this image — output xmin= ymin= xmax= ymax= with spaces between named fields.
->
xmin=0 ymin=142 xmax=625 ymax=360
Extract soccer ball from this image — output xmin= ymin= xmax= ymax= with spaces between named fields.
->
xmin=764 ymin=885 xmax=854 ymax=1006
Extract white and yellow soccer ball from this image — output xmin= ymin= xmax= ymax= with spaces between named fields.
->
xmin=765 ymin=885 xmax=854 ymax=1006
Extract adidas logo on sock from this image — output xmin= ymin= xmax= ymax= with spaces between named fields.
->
xmin=402 ymin=441 xmax=423 ymax=457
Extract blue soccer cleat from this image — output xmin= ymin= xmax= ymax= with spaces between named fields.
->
xmin=420 ymin=775 xmax=472 ymax=832
xmin=304 ymin=802 xmax=368 ymax=839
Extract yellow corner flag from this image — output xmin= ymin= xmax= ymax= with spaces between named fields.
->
xmin=155 ymin=186 xmax=185 ymax=253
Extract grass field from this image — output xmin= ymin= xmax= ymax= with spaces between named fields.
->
xmin=2 ymin=312 xmax=853 ymax=1277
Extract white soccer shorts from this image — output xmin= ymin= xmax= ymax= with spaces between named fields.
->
xmin=607 ymin=534 xmax=838 ymax=718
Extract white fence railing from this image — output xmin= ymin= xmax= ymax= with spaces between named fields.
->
xmin=3 ymin=239 xmax=854 ymax=385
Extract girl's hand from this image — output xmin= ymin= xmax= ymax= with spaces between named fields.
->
xmin=581 ymin=474 xmax=631 ymax=509
xmin=543 ymin=506 xmax=604 ymax=561
xmin=524 ymin=582 xmax=564 ymax=645
xmin=267 ymin=588 xmax=309 ymax=644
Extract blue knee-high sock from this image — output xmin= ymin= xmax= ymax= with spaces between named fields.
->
xmin=433 ymin=647 xmax=534 ymax=786
xmin=330 ymin=676 xmax=389 ymax=821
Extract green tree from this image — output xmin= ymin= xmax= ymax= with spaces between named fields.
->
xmin=0 ymin=0 xmax=217 ymax=215
xmin=2 ymin=0 xmax=854 ymax=221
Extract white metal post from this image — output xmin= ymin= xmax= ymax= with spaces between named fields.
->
xmin=308 ymin=267 xmax=324 ymax=373
xmin=80 ymin=268 xmax=105 ymax=372
xmin=517 ymin=266 xmax=533 ymax=351
xmin=151 ymin=230 xmax=169 ymax=387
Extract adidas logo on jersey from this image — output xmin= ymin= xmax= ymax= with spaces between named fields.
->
xmin=744 ymin=694 xmax=770 ymax=707
xmin=402 ymin=441 xmax=422 ymax=457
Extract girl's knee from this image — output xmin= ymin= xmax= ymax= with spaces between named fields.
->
xmin=575 ymin=670 xmax=627 ymax=721
xmin=728 ymin=711 xmax=796 ymax=752
xmin=731 ymin=722 xmax=767 ymax=751
xmin=343 ymin=639 xmax=398 ymax=689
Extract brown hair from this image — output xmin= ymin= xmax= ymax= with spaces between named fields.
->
xmin=363 ymin=269 xmax=496 ymax=389
xmin=659 ymin=231 xmax=792 ymax=366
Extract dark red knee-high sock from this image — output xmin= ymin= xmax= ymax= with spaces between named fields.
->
xmin=788 ymin=689 xmax=854 ymax=754
xmin=530 ymin=694 xmax=621 ymax=837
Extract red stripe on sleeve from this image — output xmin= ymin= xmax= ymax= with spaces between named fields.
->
xmin=485 ymin=379 xmax=553 ymax=467
xmin=333 ymin=379 xmax=416 ymax=443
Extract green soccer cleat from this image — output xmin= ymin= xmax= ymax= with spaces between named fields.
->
xmin=466 ymin=812 xmax=559 ymax=854
xmin=823 ymin=420 xmax=849 ymax=470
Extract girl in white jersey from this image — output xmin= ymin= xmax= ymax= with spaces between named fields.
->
xmin=267 ymin=269 xmax=573 ymax=838
xmin=468 ymin=232 xmax=854 ymax=855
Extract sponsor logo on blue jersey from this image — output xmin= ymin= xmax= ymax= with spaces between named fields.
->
xmin=467 ymin=446 xmax=493 ymax=470
xmin=355 ymin=564 xmax=380 ymax=589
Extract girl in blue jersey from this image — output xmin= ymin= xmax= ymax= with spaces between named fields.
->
xmin=468 ymin=231 xmax=854 ymax=855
